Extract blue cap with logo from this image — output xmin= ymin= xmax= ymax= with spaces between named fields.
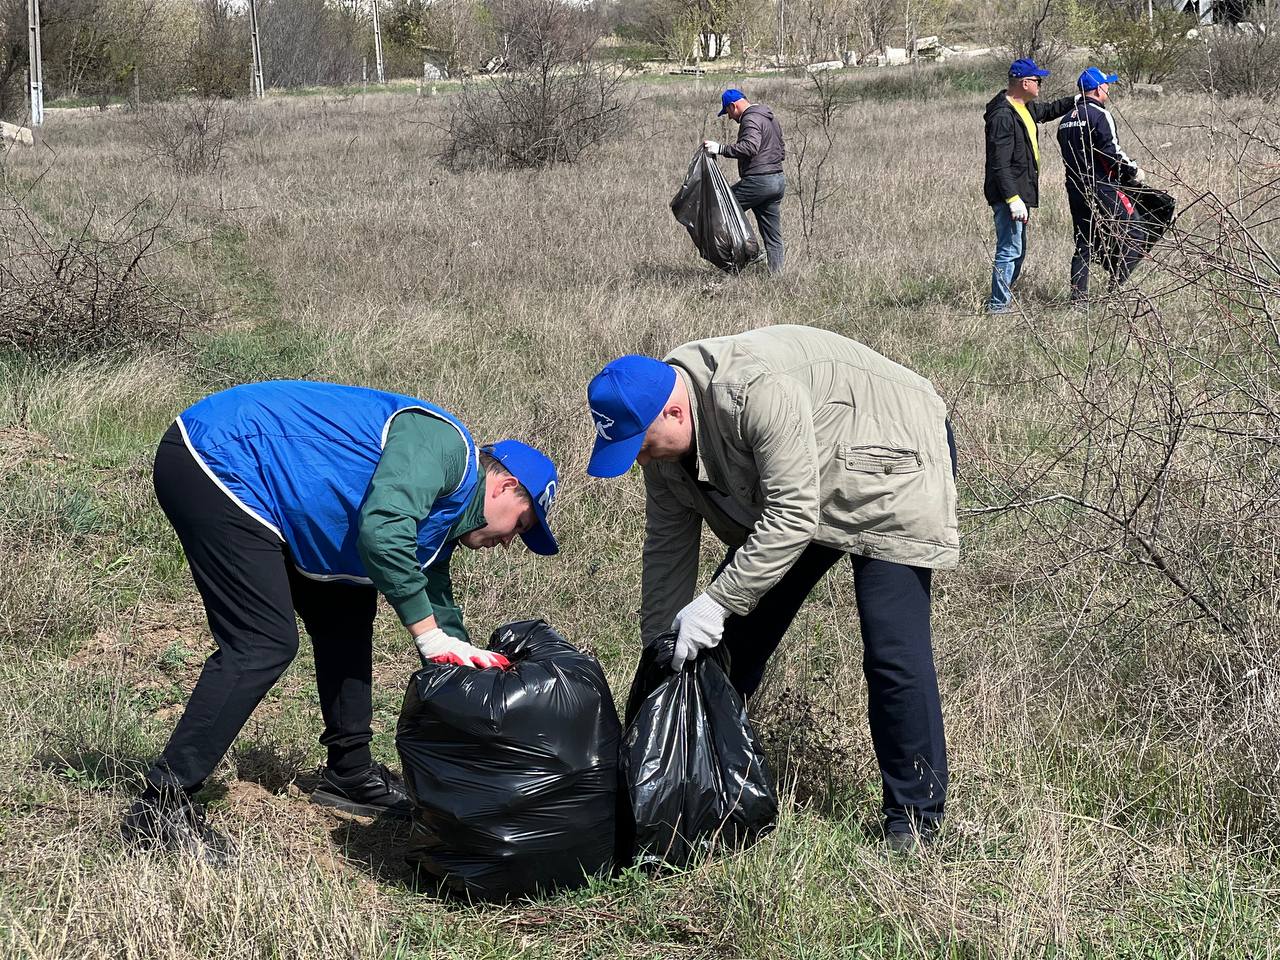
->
xmin=1009 ymin=58 xmax=1050 ymax=79
xmin=483 ymin=440 xmax=559 ymax=555
xmin=586 ymin=355 xmax=676 ymax=478
xmin=718 ymin=88 xmax=746 ymax=116
xmin=1078 ymin=66 xmax=1119 ymax=91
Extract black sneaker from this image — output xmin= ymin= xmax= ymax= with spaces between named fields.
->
xmin=310 ymin=763 xmax=412 ymax=819
xmin=121 ymin=783 xmax=237 ymax=866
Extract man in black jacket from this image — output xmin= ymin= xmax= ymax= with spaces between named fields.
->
xmin=983 ymin=59 xmax=1075 ymax=314
xmin=703 ymin=89 xmax=786 ymax=273
xmin=1056 ymin=67 xmax=1149 ymax=304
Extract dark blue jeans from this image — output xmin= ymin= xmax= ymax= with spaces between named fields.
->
xmin=731 ymin=173 xmax=785 ymax=273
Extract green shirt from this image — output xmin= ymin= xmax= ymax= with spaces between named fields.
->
xmin=355 ymin=411 xmax=486 ymax=641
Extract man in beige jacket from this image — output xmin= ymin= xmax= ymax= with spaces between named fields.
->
xmin=587 ymin=326 xmax=958 ymax=847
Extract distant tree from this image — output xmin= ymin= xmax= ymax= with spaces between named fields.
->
xmin=258 ymin=0 xmax=364 ymax=87
xmin=0 ymin=0 xmax=26 ymax=121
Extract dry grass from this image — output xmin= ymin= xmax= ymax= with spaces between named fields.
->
xmin=1 ymin=71 xmax=1279 ymax=958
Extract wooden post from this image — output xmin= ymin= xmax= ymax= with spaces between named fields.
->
xmin=27 ymin=0 xmax=44 ymax=126
xmin=248 ymin=0 xmax=265 ymax=98
xmin=372 ymin=0 xmax=385 ymax=84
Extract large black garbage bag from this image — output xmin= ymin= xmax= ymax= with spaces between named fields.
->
xmin=670 ymin=148 xmax=761 ymax=273
xmin=395 ymin=619 xmax=621 ymax=901
xmin=618 ymin=633 xmax=778 ymax=868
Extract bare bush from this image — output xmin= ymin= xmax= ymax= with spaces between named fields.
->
xmin=0 ymin=190 xmax=191 ymax=361
xmin=789 ymin=70 xmax=856 ymax=254
xmin=1194 ymin=25 xmax=1280 ymax=100
xmin=135 ymin=98 xmax=239 ymax=174
xmin=988 ymin=0 xmax=1076 ymax=76
xmin=442 ymin=0 xmax=626 ymax=170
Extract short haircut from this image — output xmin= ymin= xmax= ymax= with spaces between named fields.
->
xmin=479 ymin=449 xmax=532 ymax=504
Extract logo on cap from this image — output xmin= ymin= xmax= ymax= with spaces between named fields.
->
xmin=591 ymin=409 xmax=616 ymax=440
xmin=537 ymin=479 xmax=557 ymax=512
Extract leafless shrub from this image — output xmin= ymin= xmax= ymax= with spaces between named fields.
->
xmin=0 ymin=189 xmax=191 ymax=362
xmin=1194 ymin=25 xmax=1280 ymax=100
xmin=135 ymin=98 xmax=239 ymax=174
xmin=970 ymin=112 xmax=1280 ymax=803
xmin=989 ymin=0 xmax=1075 ymax=77
xmin=789 ymin=70 xmax=856 ymax=255
xmin=442 ymin=0 xmax=626 ymax=171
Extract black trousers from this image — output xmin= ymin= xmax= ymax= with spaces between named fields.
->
xmin=147 ymin=423 xmax=377 ymax=793
xmin=718 ymin=423 xmax=956 ymax=834
xmin=1067 ymin=181 xmax=1144 ymax=302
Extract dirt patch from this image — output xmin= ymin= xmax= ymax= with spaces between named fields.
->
xmin=0 ymin=425 xmax=68 ymax=473
xmin=217 ymin=777 xmax=411 ymax=890
xmin=68 ymin=602 xmax=207 ymax=701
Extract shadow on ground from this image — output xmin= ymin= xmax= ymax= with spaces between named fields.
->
xmin=330 ymin=816 xmax=416 ymax=887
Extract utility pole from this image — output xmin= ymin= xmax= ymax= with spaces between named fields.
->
xmin=777 ymin=0 xmax=785 ymax=66
xmin=372 ymin=0 xmax=385 ymax=84
xmin=27 ymin=0 xmax=44 ymax=126
xmin=248 ymin=0 xmax=265 ymax=98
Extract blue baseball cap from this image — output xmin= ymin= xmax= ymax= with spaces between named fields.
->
xmin=717 ymin=88 xmax=746 ymax=116
xmin=1078 ymin=66 xmax=1119 ymax=91
xmin=1009 ymin=58 xmax=1050 ymax=79
xmin=586 ymin=355 xmax=676 ymax=478
xmin=483 ymin=440 xmax=558 ymax=555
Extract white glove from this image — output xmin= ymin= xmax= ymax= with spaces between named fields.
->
xmin=1008 ymin=198 xmax=1029 ymax=223
xmin=671 ymin=592 xmax=729 ymax=673
xmin=1133 ymin=167 xmax=1147 ymax=185
xmin=414 ymin=627 xmax=510 ymax=669
xmin=703 ymin=140 xmax=720 ymax=156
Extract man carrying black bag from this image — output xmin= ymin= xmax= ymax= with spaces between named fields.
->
xmin=703 ymin=89 xmax=786 ymax=273
xmin=586 ymin=326 xmax=959 ymax=851
xmin=1057 ymin=67 xmax=1170 ymax=304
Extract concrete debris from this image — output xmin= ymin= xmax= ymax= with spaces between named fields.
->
xmin=1 ymin=121 xmax=33 ymax=147
xmin=806 ymin=60 xmax=845 ymax=73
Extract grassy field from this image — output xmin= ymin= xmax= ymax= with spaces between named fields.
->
xmin=2 ymin=65 xmax=1279 ymax=958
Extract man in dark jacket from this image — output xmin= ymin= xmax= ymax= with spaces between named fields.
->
xmin=703 ymin=89 xmax=786 ymax=273
xmin=1056 ymin=66 xmax=1149 ymax=304
xmin=983 ymin=59 xmax=1075 ymax=313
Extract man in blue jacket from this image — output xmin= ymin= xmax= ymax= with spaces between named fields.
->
xmin=1056 ymin=66 xmax=1149 ymax=304
xmin=121 ymin=381 xmax=560 ymax=862
xmin=983 ymin=58 xmax=1076 ymax=314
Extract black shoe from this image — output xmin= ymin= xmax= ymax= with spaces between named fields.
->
xmin=121 ymin=783 xmax=237 ymax=866
xmin=885 ymin=830 xmax=923 ymax=855
xmin=883 ymin=822 xmax=938 ymax=856
xmin=310 ymin=763 xmax=412 ymax=819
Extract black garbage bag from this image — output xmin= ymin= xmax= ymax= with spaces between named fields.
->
xmin=395 ymin=619 xmax=621 ymax=901
xmin=618 ymin=633 xmax=778 ymax=868
xmin=1126 ymin=184 xmax=1177 ymax=257
xmin=670 ymin=148 xmax=761 ymax=273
